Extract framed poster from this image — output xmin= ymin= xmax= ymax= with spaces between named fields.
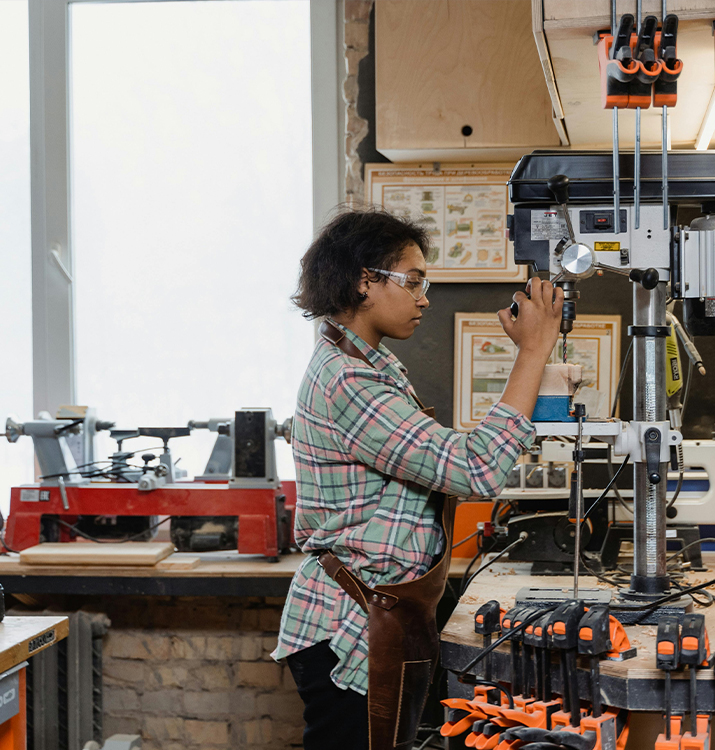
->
xmin=364 ymin=163 xmax=527 ymax=283
xmin=453 ymin=313 xmax=621 ymax=431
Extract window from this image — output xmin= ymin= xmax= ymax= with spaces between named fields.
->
xmin=0 ymin=0 xmax=32 ymax=516
xmin=70 ymin=0 xmax=315 ymax=479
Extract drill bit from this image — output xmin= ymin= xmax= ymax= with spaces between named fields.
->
xmin=563 ymin=334 xmax=568 ymax=364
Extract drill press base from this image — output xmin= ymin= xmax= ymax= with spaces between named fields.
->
xmin=516 ymin=587 xmax=613 ymax=607
xmin=612 ymin=591 xmax=693 ymax=626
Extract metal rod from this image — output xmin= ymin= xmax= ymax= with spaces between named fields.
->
xmin=567 ymin=650 xmax=581 ymax=727
xmin=631 ymin=283 xmax=669 ymax=593
xmin=613 ymin=108 xmax=621 ymax=234
xmin=522 ymin=643 xmax=530 ymax=697
xmin=511 ymin=642 xmax=520 ymax=696
xmin=690 ymin=667 xmax=697 ymax=736
xmin=665 ymin=671 xmax=672 ymax=740
xmin=560 ymin=652 xmax=570 ymax=712
xmin=535 ymin=648 xmax=544 ymax=701
xmin=560 ymin=204 xmax=576 ymax=245
xmin=573 ymin=414 xmax=584 ymax=598
xmin=611 ymin=0 xmax=617 ymax=37
xmin=594 ymin=262 xmax=632 ymax=278
xmin=637 ymin=0 xmax=642 ymax=31
xmin=635 ymin=107 xmax=642 ymax=229
xmin=662 ymin=106 xmax=669 ymax=230
xmin=590 ymin=656 xmax=602 ymax=718
xmin=543 ymin=649 xmax=551 ymax=699
xmin=484 ymin=633 xmax=492 ymax=681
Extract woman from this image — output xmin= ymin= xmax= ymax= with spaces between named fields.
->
xmin=272 ymin=208 xmax=563 ymax=750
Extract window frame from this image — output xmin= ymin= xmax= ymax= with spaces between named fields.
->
xmin=29 ymin=0 xmax=340 ymax=417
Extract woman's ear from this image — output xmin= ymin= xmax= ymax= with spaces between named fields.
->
xmin=357 ymin=268 xmax=370 ymax=296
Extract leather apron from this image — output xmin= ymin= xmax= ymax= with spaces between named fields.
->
xmin=317 ymin=320 xmax=458 ymax=750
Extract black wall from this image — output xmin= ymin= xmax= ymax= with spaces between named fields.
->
xmin=357 ymin=7 xmax=715 ymax=439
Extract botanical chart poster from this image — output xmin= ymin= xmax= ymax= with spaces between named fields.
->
xmin=453 ymin=313 xmax=621 ymax=431
xmin=364 ymin=163 xmax=527 ymax=283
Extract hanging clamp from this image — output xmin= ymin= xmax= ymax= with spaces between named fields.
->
xmin=654 ymin=15 xmax=683 ymax=107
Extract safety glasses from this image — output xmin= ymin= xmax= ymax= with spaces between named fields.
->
xmin=367 ymin=268 xmax=430 ymax=300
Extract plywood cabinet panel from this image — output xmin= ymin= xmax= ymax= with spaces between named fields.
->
xmin=538 ymin=1 xmax=715 ymax=149
xmin=375 ymin=0 xmax=561 ymax=160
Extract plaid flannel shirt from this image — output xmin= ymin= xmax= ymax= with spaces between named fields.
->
xmin=272 ymin=320 xmax=535 ymax=695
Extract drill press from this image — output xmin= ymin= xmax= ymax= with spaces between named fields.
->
xmin=507 ymin=149 xmax=715 ymax=613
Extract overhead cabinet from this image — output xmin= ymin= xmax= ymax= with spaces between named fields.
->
xmin=375 ymin=0 xmax=563 ymax=162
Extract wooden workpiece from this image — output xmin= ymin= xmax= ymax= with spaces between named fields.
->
xmin=0 ymin=550 xmax=474 ymax=579
xmin=0 ymin=551 xmax=304 ymax=579
xmin=19 ymin=541 xmax=175 ymax=567
xmin=0 ymin=615 xmax=68 ymax=674
xmin=442 ymin=555 xmax=715 ymax=712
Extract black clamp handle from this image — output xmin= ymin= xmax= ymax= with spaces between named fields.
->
xmin=578 ymin=605 xmax=612 ymax=656
xmin=679 ymin=613 xmax=707 ymax=666
xmin=644 ymin=427 xmax=662 ymax=484
xmin=613 ymin=14 xmax=635 ymax=60
xmin=635 ymin=16 xmax=658 ymax=63
xmin=550 ymin=600 xmax=586 ymax=651
xmin=656 ymin=615 xmax=680 ymax=671
xmin=659 ymin=15 xmax=679 ymax=68
xmin=475 ymin=600 xmax=502 ymax=635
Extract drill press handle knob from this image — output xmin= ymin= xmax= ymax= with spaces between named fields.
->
xmin=629 ymin=267 xmax=660 ymax=290
xmin=547 ymin=174 xmax=570 ymax=205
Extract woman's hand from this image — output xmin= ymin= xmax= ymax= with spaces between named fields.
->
xmin=497 ymin=278 xmax=564 ymax=364
xmin=497 ymin=278 xmax=565 ymax=419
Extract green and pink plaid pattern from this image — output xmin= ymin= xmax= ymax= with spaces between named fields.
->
xmin=272 ymin=321 xmax=535 ymax=695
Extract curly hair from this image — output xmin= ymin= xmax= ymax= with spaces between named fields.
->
xmin=292 ymin=207 xmax=432 ymax=320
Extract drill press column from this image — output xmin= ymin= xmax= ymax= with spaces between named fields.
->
xmin=631 ymin=281 xmax=669 ymax=594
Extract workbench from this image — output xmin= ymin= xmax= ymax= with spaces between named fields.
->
xmin=0 ymin=614 xmax=68 ymax=749
xmin=441 ymin=557 xmax=715 ymax=716
xmin=0 ymin=551 xmax=474 ymax=597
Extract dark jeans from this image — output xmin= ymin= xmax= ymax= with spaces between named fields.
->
xmin=287 ymin=640 xmax=369 ymax=750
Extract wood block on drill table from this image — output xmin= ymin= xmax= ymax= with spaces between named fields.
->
xmin=538 ymin=364 xmax=583 ymax=396
xmin=19 ymin=542 xmax=175 ymax=567
xmin=155 ymin=554 xmax=201 ymax=571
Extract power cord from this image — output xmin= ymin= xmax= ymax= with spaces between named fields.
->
xmin=461 ymin=534 xmax=527 ymax=594
xmin=455 ymin=605 xmax=557 ymax=679
xmin=49 ymin=515 xmax=171 ymax=544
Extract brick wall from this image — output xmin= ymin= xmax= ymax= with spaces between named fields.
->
xmin=87 ymin=596 xmax=303 ymax=750
xmin=343 ymin=0 xmax=373 ymax=204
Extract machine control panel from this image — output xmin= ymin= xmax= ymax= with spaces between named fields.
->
xmin=579 ymin=209 xmax=628 ymax=234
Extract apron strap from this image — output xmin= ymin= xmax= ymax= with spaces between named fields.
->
xmin=316 ymin=550 xmax=398 ymax=612
xmin=319 ymin=320 xmax=373 ymax=368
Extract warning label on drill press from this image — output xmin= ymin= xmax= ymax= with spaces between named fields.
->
xmin=530 ymin=209 xmax=568 ymax=240
xmin=594 ymin=241 xmax=621 ymax=252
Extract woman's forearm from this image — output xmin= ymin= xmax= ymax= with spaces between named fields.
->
xmin=499 ymin=350 xmax=550 ymax=420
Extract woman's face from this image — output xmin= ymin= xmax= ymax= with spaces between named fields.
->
xmin=360 ymin=242 xmax=430 ymax=341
